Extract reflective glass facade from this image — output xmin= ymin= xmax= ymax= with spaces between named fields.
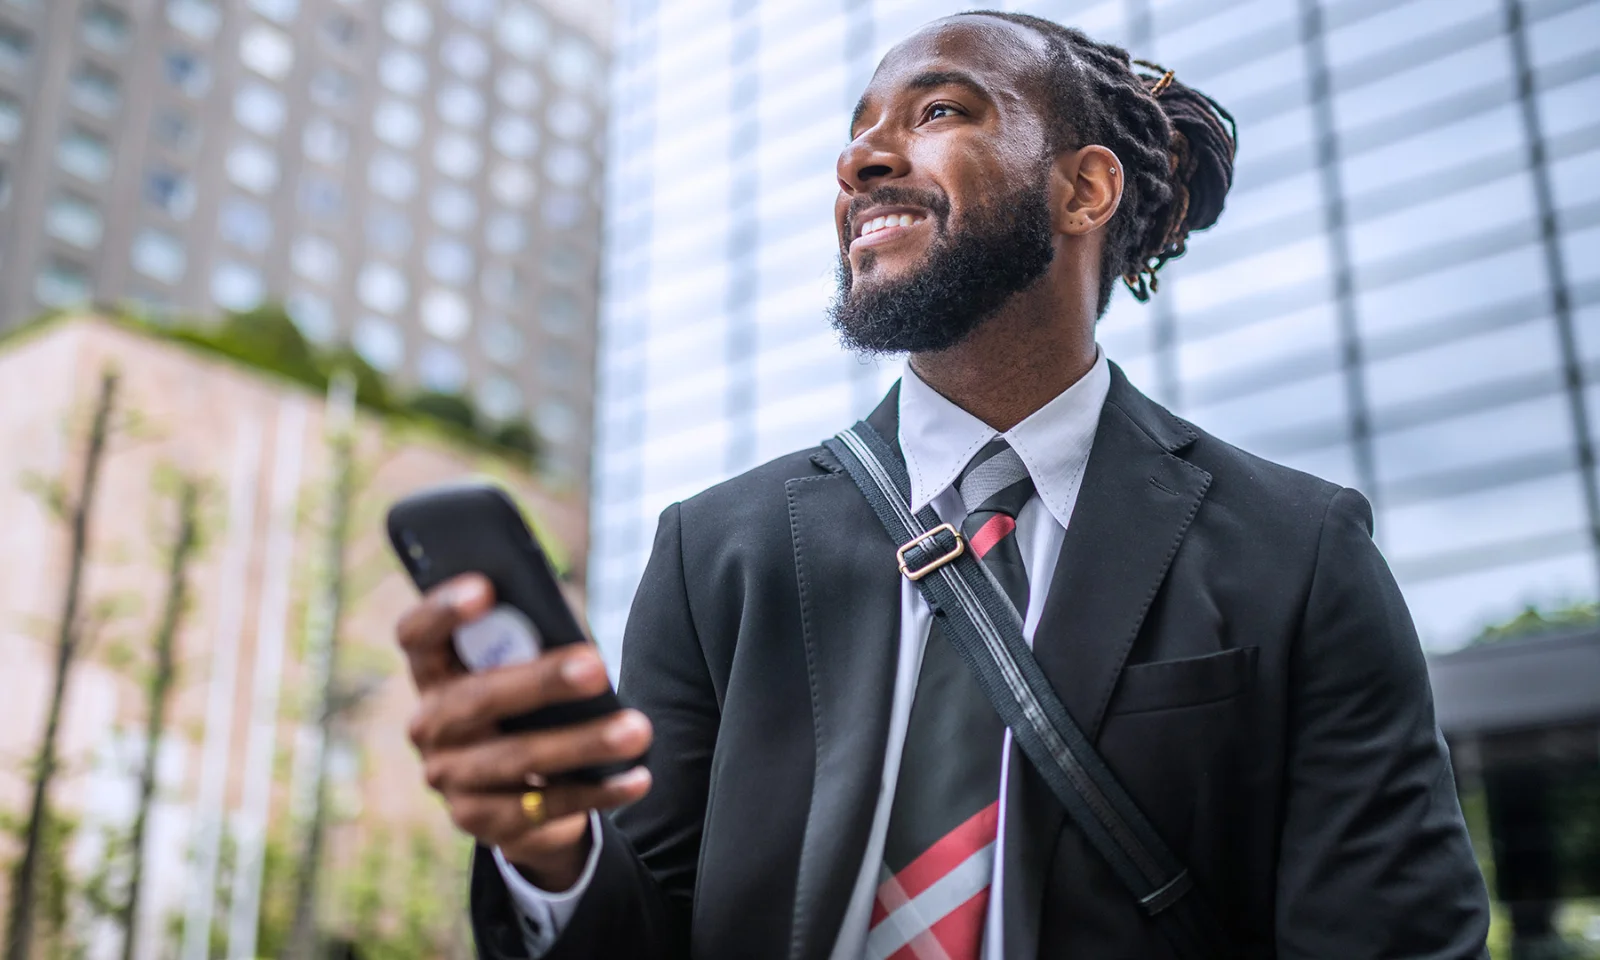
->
xmin=591 ymin=0 xmax=1600 ymax=658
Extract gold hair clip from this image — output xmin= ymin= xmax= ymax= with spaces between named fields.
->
xmin=1132 ymin=58 xmax=1176 ymax=98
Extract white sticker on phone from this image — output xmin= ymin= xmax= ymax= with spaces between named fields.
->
xmin=454 ymin=604 xmax=543 ymax=672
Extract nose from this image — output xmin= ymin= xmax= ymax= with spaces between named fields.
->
xmin=836 ymin=130 xmax=909 ymax=195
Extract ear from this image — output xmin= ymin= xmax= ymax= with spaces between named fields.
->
xmin=1051 ymin=144 xmax=1122 ymax=237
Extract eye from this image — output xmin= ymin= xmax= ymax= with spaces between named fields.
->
xmin=922 ymin=101 xmax=963 ymax=123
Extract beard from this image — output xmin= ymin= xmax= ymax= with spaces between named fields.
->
xmin=828 ymin=173 xmax=1057 ymax=355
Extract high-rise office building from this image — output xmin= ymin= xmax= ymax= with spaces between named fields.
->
xmin=0 ymin=0 xmax=609 ymax=482
xmin=590 ymin=0 xmax=1600 ymax=659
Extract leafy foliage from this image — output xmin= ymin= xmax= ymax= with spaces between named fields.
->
xmin=1471 ymin=601 xmax=1598 ymax=646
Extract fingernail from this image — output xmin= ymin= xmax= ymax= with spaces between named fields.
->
xmin=446 ymin=578 xmax=486 ymax=611
xmin=561 ymin=653 xmax=604 ymax=686
xmin=604 ymin=711 xmax=647 ymax=748
xmin=605 ymin=766 xmax=650 ymax=790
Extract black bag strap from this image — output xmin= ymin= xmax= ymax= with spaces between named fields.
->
xmin=823 ymin=420 xmax=1220 ymax=959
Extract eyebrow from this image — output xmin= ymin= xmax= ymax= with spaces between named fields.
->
xmin=849 ymin=69 xmax=994 ymax=136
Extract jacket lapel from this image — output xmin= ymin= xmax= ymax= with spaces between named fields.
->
xmin=1005 ymin=362 xmax=1213 ymax=953
xmin=784 ymin=388 xmax=904 ymax=960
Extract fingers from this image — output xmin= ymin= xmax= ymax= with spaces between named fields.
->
xmin=407 ymin=645 xmax=613 ymax=750
xmin=396 ymin=573 xmax=494 ymax=690
xmin=421 ymin=709 xmax=653 ymax=792
xmin=444 ymin=766 xmax=653 ymax=849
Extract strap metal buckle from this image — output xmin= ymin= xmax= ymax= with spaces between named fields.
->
xmin=896 ymin=522 xmax=965 ymax=581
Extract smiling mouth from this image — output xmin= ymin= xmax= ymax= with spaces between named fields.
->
xmin=849 ymin=210 xmax=930 ymax=251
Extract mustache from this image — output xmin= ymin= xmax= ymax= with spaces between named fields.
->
xmin=844 ymin=185 xmax=951 ymax=238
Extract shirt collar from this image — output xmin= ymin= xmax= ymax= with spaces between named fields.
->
xmin=898 ymin=348 xmax=1111 ymax=528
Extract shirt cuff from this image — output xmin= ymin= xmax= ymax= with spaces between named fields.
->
xmin=492 ymin=810 xmax=604 ymax=957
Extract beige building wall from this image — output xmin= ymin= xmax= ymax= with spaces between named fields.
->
xmin=0 ymin=314 xmax=587 ymax=957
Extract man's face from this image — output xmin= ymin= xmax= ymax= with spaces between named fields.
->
xmin=830 ymin=17 xmax=1059 ymax=354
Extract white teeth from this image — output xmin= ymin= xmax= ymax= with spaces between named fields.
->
xmin=857 ymin=213 xmax=925 ymax=238
xmin=897 ymin=214 xmax=913 ymax=226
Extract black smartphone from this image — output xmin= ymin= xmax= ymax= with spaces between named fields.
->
xmin=386 ymin=481 xmax=639 ymax=783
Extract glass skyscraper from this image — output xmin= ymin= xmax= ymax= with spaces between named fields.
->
xmin=589 ymin=0 xmax=1600 ymax=662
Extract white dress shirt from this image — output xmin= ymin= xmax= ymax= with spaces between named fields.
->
xmin=499 ymin=350 xmax=1111 ymax=959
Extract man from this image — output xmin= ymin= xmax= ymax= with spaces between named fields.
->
xmin=398 ymin=12 xmax=1491 ymax=959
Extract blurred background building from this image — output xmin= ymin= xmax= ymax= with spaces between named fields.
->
xmin=0 ymin=0 xmax=607 ymax=483
xmin=587 ymin=0 xmax=1600 ymax=658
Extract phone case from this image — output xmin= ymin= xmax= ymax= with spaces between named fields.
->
xmin=386 ymin=481 xmax=640 ymax=783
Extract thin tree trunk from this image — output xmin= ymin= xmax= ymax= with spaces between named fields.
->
xmin=5 ymin=370 xmax=118 ymax=960
xmin=117 ymin=478 xmax=199 ymax=960
xmin=286 ymin=383 xmax=355 ymax=960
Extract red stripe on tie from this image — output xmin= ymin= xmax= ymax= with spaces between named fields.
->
xmin=884 ymin=886 xmax=990 ymax=960
xmin=967 ymin=515 xmax=1016 ymax=560
xmin=872 ymin=801 xmax=999 ymax=913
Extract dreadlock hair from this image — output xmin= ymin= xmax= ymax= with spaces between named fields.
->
xmin=967 ymin=11 xmax=1238 ymax=316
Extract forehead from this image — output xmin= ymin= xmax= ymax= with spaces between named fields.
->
xmin=865 ymin=16 xmax=1051 ymax=101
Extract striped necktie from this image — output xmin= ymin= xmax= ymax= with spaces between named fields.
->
xmin=867 ymin=439 xmax=1034 ymax=960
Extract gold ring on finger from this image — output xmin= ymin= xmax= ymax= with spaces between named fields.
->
xmin=520 ymin=789 xmax=548 ymax=827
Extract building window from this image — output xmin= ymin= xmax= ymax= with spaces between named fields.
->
xmin=354 ymin=315 xmax=404 ymax=371
xmin=543 ymin=145 xmax=589 ymax=187
xmin=81 ymin=3 xmax=130 ymax=55
xmin=0 ymin=93 xmax=22 ymax=143
xmin=211 ymin=260 xmax=264 ymax=310
xmin=240 ymin=24 xmax=294 ymax=80
xmin=58 ymin=127 xmax=114 ymax=183
xmin=485 ymin=212 xmax=527 ymax=254
xmin=425 ymin=237 xmax=473 ymax=285
xmin=291 ymin=234 xmax=340 ymax=284
xmin=151 ymin=108 xmax=198 ymax=152
xmin=547 ymin=97 xmax=592 ymax=140
xmin=539 ymin=341 xmax=573 ymax=385
xmin=45 ymin=193 xmax=104 ymax=249
xmin=286 ymin=291 xmax=336 ymax=343
xmin=144 ymin=167 xmax=197 ymax=219
xmin=322 ymin=13 xmax=359 ymax=49
xmin=543 ymin=245 xmax=584 ymax=284
xmin=540 ymin=289 xmax=579 ymax=335
xmin=165 ymin=49 xmax=211 ymax=97
xmin=476 ymin=375 xmax=523 ymax=422
xmin=541 ymin=191 xmax=583 ymax=229
xmin=549 ymin=35 xmax=598 ymax=92
xmin=219 ymin=195 xmax=271 ymax=251
xmin=130 ymin=228 xmax=186 ymax=284
xmin=491 ymin=116 xmax=537 ymax=159
xmin=445 ymin=0 xmax=494 ymax=28
xmin=0 ymin=162 xmax=10 ymax=209
xmin=441 ymin=32 xmax=488 ymax=79
xmin=420 ymin=288 xmax=470 ymax=340
xmin=0 ymin=25 xmax=32 ymax=75
xmin=309 ymin=66 xmax=356 ymax=107
xmin=234 ymin=82 xmax=287 ymax=136
xmin=303 ymin=116 xmax=348 ymax=165
xmin=70 ymin=63 xmax=120 ymax=118
xmin=536 ymin=398 xmax=576 ymax=444
xmin=480 ymin=263 xmax=522 ymax=305
xmin=249 ymin=0 xmax=297 ymax=23
xmin=383 ymin=0 xmax=431 ymax=45
xmin=299 ymin=177 xmax=343 ymax=219
xmin=167 ymin=0 xmax=220 ymax=41
xmin=437 ymin=83 xmax=484 ymax=128
xmin=373 ymin=99 xmax=421 ymax=148
xmin=36 ymin=257 xmax=92 ymax=308
xmin=358 ymin=261 xmax=407 ymax=313
xmin=366 ymin=208 xmax=411 ymax=256
xmin=378 ymin=48 xmax=427 ymax=96
xmin=418 ymin=343 xmax=466 ymax=393
xmin=479 ymin=318 xmax=522 ymax=364
xmin=226 ymin=141 xmax=278 ymax=193
xmin=429 ymin=184 xmax=476 ymax=231
xmin=434 ymin=133 xmax=481 ymax=179
xmin=495 ymin=67 xmax=540 ymax=110
xmin=368 ymin=151 xmax=417 ymax=201
xmin=497 ymin=3 xmax=547 ymax=59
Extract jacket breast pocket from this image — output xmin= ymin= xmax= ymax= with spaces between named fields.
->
xmin=1109 ymin=646 xmax=1258 ymax=715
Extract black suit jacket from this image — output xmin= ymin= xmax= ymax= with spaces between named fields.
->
xmin=472 ymin=366 xmax=1491 ymax=959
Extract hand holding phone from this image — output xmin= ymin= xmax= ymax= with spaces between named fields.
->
xmin=388 ymin=483 xmax=653 ymax=889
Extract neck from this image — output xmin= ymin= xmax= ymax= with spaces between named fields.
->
xmin=908 ymin=291 xmax=1096 ymax=433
